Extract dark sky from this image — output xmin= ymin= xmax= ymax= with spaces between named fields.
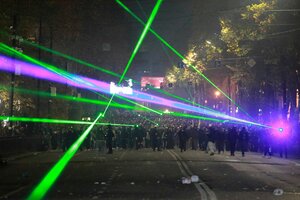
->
xmin=1 ymin=0 xmax=298 ymax=81
xmin=122 ymin=0 xmax=244 ymax=78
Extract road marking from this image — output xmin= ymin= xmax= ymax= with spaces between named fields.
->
xmin=285 ymin=192 xmax=300 ymax=195
xmin=167 ymin=150 xmax=208 ymax=200
xmin=226 ymin=159 xmax=239 ymax=162
xmin=170 ymin=150 xmax=218 ymax=200
xmin=0 ymin=185 xmax=27 ymax=199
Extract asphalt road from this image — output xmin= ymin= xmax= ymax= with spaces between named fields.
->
xmin=1 ymin=149 xmax=300 ymax=200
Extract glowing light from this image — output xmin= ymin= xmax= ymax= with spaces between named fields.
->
xmin=164 ymin=109 xmax=170 ymax=113
xmin=110 ymin=82 xmax=133 ymax=95
xmin=271 ymin=120 xmax=290 ymax=138
xmin=215 ymin=91 xmax=221 ymax=97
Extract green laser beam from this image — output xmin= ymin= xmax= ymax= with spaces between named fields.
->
xmin=1 ymin=84 xmax=163 ymax=127
xmin=102 ymin=93 xmax=116 ymax=117
xmin=0 ymin=43 xmax=162 ymax=116
xmin=0 ymin=32 xmax=219 ymax=114
xmin=0 ymin=43 xmax=169 ymax=127
xmin=0 ymin=47 xmax=254 ymax=126
xmin=103 ymin=0 xmax=163 ymax=116
xmin=0 ymin=43 xmax=254 ymax=126
xmin=0 ymin=85 xmax=227 ymax=126
xmin=131 ymin=111 xmax=159 ymax=126
xmin=0 ymin=43 xmax=161 ymax=122
xmin=91 ymin=90 xmax=163 ymax=115
xmin=116 ymin=0 xmax=255 ymax=121
xmin=117 ymin=0 xmax=163 ymax=83
xmin=0 ymin=43 xmax=78 ymax=86
xmin=27 ymin=112 xmax=103 ymax=200
xmin=27 ymin=1 xmax=164 ymax=198
xmin=1 ymin=25 xmax=255 ymax=199
xmin=0 ymin=43 xmax=114 ymax=200
xmin=88 ymin=90 xmax=164 ymax=125
xmin=0 ymin=85 xmax=144 ymax=111
xmin=0 ymin=116 xmax=135 ymax=127
xmin=116 ymin=94 xmax=163 ymax=115
xmin=0 ymin=85 xmax=228 ymax=125
xmin=167 ymin=111 xmax=224 ymax=123
xmin=0 ymin=30 xmax=121 ymax=78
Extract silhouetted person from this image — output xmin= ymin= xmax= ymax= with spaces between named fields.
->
xmin=162 ymin=130 xmax=168 ymax=149
xmin=65 ymin=128 xmax=73 ymax=151
xmin=239 ymin=127 xmax=249 ymax=157
xmin=262 ymin=129 xmax=272 ymax=158
xmin=207 ymin=127 xmax=216 ymax=155
xmin=150 ymin=127 xmax=159 ymax=151
xmin=178 ymin=126 xmax=187 ymax=152
xmin=279 ymin=137 xmax=288 ymax=158
xmin=228 ymin=127 xmax=238 ymax=156
xmin=134 ymin=126 xmax=142 ymax=150
xmin=190 ymin=126 xmax=198 ymax=150
xmin=166 ymin=128 xmax=174 ymax=149
xmin=216 ymin=127 xmax=225 ymax=154
xmin=106 ymin=125 xmax=114 ymax=154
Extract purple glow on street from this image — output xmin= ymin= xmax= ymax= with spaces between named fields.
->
xmin=271 ymin=120 xmax=290 ymax=138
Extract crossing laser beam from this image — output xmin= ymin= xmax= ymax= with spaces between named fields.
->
xmin=0 ymin=85 xmax=244 ymax=126
xmin=0 ymin=32 xmax=218 ymax=113
xmin=0 ymin=85 xmax=144 ymax=111
xmin=103 ymin=0 xmax=163 ymax=116
xmin=0 ymin=116 xmax=135 ymax=127
xmin=116 ymin=0 xmax=255 ymax=121
xmin=27 ymin=1 xmax=164 ymax=199
xmin=27 ymin=112 xmax=103 ymax=200
xmin=0 ymin=43 xmax=162 ymax=116
xmin=0 ymin=54 xmax=267 ymax=127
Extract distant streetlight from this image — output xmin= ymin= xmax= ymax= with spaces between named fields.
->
xmin=214 ymin=91 xmax=221 ymax=98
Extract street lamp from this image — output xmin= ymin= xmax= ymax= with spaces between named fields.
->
xmin=214 ymin=91 xmax=221 ymax=110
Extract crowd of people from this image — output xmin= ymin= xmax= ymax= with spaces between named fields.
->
xmin=0 ymin=111 xmax=299 ymax=159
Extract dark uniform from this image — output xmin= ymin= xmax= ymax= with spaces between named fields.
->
xmin=228 ymin=127 xmax=238 ymax=156
xmin=239 ymin=127 xmax=249 ymax=157
xmin=262 ymin=129 xmax=272 ymax=158
xmin=150 ymin=127 xmax=159 ymax=151
xmin=216 ymin=127 xmax=225 ymax=154
xmin=178 ymin=126 xmax=187 ymax=152
xmin=106 ymin=125 xmax=114 ymax=154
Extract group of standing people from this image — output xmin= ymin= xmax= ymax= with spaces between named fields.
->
xmin=176 ymin=125 xmax=249 ymax=156
xmin=13 ymin=122 xmax=288 ymax=159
